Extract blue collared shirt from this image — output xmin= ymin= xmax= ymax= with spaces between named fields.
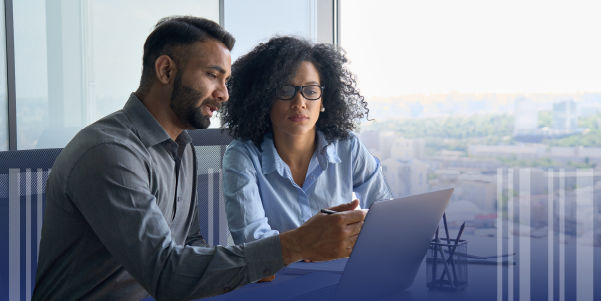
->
xmin=223 ymin=131 xmax=392 ymax=244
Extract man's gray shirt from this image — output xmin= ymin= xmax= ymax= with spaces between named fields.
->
xmin=33 ymin=94 xmax=284 ymax=301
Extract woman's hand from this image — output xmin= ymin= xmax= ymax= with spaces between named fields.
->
xmin=328 ymin=199 xmax=359 ymax=212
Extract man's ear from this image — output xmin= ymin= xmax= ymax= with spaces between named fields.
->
xmin=154 ymin=55 xmax=176 ymax=85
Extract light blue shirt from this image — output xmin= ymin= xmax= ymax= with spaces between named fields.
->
xmin=223 ymin=131 xmax=392 ymax=244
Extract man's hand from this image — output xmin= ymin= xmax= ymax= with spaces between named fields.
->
xmin=257 ymin=275 xmax=276 ymax=282
xmin=302 ymin=199 xmax=361 ymax=264
xmin=279 ymin=200 xmax=367 ymax=265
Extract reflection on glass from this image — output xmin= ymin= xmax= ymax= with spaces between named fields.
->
xmin=13 ymin=0 xmax=219 ymax=149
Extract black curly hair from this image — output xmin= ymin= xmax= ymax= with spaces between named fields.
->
xmin=221 ymin=36 xmax=369 ymax=147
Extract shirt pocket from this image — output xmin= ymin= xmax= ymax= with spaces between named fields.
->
xmin=310 ymin=179 xmax=352 ymax=212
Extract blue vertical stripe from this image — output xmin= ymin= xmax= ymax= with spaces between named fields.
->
xmin=576 ymin=169 xmax=594 ymax=301
xmin=519 ymin=169 xmax=531 ymax=301
xmin=9 ymin=168 xmax=20 ymax=301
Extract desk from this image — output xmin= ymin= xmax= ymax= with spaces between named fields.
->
xmin=202 ymin=234 xmax=601 ymax=301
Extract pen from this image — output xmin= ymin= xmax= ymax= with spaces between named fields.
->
xmin=441 ymin=213 xmax=456 ymax=282
xmin=439 ymin=221 xmax=466 ymax=283
xmin=442 ymin=213 xmax=451 ymax=246
xmin=432 ymin=227 xmax=439 ymax=282
xmin=454 ymin=222 xmax=466 ymax=246
xmin=320 ymin=208 xmax=337 ymax=215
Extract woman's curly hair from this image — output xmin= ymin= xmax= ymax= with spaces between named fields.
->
xmin=221 ymin=36 xmax=369 ymax=147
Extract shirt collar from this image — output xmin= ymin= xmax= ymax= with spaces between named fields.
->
xmin=315 ymin=130 xmax=341 ymax=168
xmin=260 ymin=133 xmax=282 ymax=175
xmin=123 ymin=93 xmax=191 ymax=147
xmin=260 ymin=131 xmax=341 ymax=175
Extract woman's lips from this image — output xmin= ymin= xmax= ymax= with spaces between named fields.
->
xmin=288 ymin=115 xmax=309 ymax=122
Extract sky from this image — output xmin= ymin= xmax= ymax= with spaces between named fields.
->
xmin=341 ymin=0 xmax=601 ymax=97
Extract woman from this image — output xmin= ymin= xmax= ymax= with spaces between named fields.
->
xmin=221 ymin=36 xmax=392 ymax=246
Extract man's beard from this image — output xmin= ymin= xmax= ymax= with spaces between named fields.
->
xmin=170 ymin=73 xmax=214 ymax=129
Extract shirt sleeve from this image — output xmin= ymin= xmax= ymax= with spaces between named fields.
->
xmin=185 ymin=201 xmax=209 ymax=247
xmin=349 ymin=134 xmax=393 ymax=209
xmin=67 ymin=143 xmax=284 ymax=301
xmin=223 ymin=143 xmax=280 ymax=244
xmin=185 ymin=149 xmax=209 ymax=247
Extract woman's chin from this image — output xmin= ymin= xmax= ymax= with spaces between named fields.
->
xmin=274 ymin=126 xmax=316 ymax=138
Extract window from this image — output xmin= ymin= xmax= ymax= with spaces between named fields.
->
xmin=0 ymin=0 xmax=7 ymax=150
xmin=13 ymin=0 xmax=219 ymax=149
xmin=8 ymin=0 xmax=336 ymax=148
xmin=218 ymin=0 xmax=334 ymax=127
xmin=224 ymin=0 xmax=325 ymax=61
xmin=341 ymin=0 xmax=601 ymax=225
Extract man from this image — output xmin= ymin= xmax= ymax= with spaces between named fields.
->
xmin=32 ymin=16 xmax=366 ymax=300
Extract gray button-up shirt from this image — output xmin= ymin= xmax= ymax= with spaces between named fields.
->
xmin=33 ymin=94 xmax=284 ymax=301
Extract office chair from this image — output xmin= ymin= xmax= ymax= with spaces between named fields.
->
xmin=188 ymin=128 xmax=234 ymax=247
xmin=0 ymin=148 xmax=62 ymax=301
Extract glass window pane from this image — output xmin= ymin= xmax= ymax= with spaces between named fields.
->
xmin=341 ymin=0 xmax=601 ymax=224
xmin=221 ymin=0 xmax=321 ymax=127
xmin=13 ymin=0 xmax=219 ymax=149
xmin=0 ymin=0 xmax=7 ymax=151
xmin=224 ymin=0 xmax=318 ymax=61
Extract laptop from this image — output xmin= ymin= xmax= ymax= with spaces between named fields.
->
xmin=284 ymin=188 xmax=454 ymax=300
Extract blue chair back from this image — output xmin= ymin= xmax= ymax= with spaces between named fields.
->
xmin=0 ymin=148 xmax=62 ymax=301
xmin=189 ymin=129 xmax=234 ymax=247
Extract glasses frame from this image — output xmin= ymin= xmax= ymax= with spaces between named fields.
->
xmin=276 ymin=85 xmax=325 ymax=101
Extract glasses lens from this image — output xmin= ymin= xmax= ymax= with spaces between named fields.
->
xmin=301 ymin=85 xmax=322 ymax=100
xmin=277 ymin=85 xmax=296 ymax=100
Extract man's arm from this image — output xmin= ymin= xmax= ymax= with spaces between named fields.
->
xmin=69 ymin=143 xmax=366 ymax=300
xmin=68 ymin=143 xmax=284 ymax=300
xmin=185 ymin=204 xmax=209 ymax=247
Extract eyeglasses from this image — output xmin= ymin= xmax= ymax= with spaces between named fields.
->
xmin=275 ymin=85 xmax=325 ymax=101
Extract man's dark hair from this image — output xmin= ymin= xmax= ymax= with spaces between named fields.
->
xmin=221 ymin=36 xmax=369 ymax=147
xmin=138 ymin=16 xmax=235 ymax=93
